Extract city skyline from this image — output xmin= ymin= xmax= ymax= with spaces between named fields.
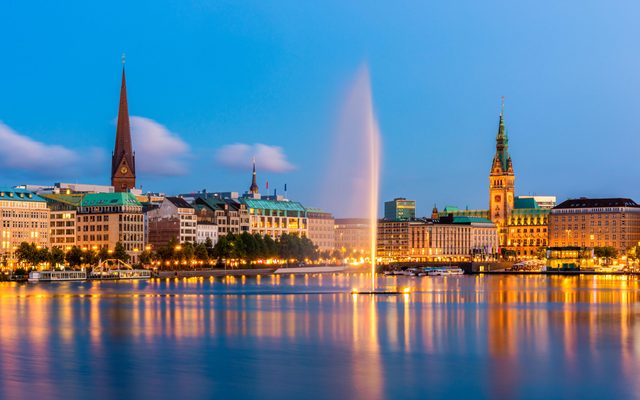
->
xmin=2 ymin=1 xmax=640 ymax=217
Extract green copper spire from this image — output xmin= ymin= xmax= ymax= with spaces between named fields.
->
xmin=493 ymin=97 xmax=511 ymax=172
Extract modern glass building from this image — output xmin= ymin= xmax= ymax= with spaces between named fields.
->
xmin=384 ymin=198 xmax=416 ymax=221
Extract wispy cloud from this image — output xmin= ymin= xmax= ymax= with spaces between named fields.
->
xmin=0 ymin=121 xmax=105 ymax=177
xmin=130 ymin=116 xmax=190 ymax=176
xmin=214 ymin=143 xmax=295 ymax=173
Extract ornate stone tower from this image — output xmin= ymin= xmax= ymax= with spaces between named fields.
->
xmin=489 ymin=99 xmax=514 ymax=247
xmin=111 ymin=60 xmax=136 ymax=192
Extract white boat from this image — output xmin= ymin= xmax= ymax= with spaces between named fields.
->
xmin=28 ymin=270 xmax=87 ymax=282
xmin=90 ymin=259 xmax=151 ymax=280
xmin=427 ymin=267 xmax=464 ymax=276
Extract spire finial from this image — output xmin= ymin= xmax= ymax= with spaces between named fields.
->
xmin=122 ymin=53 xmax=126 ymax=66
xmin=500 ymin=96 xmax=505 ymax=116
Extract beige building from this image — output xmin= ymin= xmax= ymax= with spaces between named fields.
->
xmin=335 ymin=218 xmax=371 ymax=257
xmin=306 ymin=208 xmax=335 ymax=253
xmin=549 ymin=198 xmax=640 ymax=254
xmin=76 ymin=193 xmax=144 ymax=261
xmin=41 ymin=194 xmax=82 ymax=249
xmin=241 ymin=198 xmax=308 ymax=239
xmin=0 ymin=188 xmax=50 ymax=258
xmin=377 ymin=216 xmax=498 ymax=262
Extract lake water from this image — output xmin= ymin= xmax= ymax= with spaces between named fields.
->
xmin=0 ymin=273 xmax=639 ymax=399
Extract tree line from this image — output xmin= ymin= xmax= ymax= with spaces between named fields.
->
xmin=13 ymin=242 xmax=130 ymax=268
xmin=145 ymin=232 xmax=319 ymax=267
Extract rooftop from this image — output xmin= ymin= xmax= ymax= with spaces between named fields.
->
xmin=166 ymin=196 xmax=193 ymax=209
xmin=241 ymin=198 xmax=306 ymax=212
xmin=80 ymin=192 xmax=142 ymax=207
xmin=0 ymin=187 xmax=45 ymax=202
xmin=554 ymin=198 xmax=639 ymax=209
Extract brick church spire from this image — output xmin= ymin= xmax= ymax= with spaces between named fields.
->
xmin=111 ymin=55 xmax=136 ymax=192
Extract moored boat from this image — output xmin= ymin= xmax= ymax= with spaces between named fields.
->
xmin=28 ymin=270 xmax=87 ymax=282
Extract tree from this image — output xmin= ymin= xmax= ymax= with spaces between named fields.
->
xmin=194 ymin=243 xmax=209 ymax=264
xmin=50 ymin=247 xmax=65 ymax=267
xmin=113 ymin=242 xmax=130 ymax=262
xmin=65 ymin=246 xmax=84 ymax=267
xmin=15 ymin=242 xmax=38 ymax=266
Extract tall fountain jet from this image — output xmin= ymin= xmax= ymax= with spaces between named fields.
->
xmin=325 ymin=65 xmax=381 ymax=292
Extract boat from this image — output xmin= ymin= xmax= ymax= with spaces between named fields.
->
xmin=28 ymin=270 xmax=87 ymax=282
xmin=427 ymin=267 xmax=464 ymax=276
xmin=90 ymin=259 xmax=151 ymax=280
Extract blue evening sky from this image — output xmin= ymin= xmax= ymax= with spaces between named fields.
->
xmin=1 ymin=0 xmax=639 ymax=217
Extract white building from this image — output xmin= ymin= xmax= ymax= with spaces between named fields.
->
xmin=196 ymin=223 xmax=218 ymax=246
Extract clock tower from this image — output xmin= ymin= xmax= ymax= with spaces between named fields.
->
xmin=111 ymin=60 xmax=136 ymax=192
xmin=489 ymin=99 xmax=514 ymax=247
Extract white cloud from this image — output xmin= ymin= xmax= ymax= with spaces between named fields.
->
xmin=130 ymin=116 xmax=190 ymax=176
xmin=0 ymin=121 xmax=87 ymax=176
xmin=214 ymin=143 xmax=295 ymax=173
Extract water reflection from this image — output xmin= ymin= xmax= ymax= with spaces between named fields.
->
xmin=0 ymin=275 xmax=639 ymax=399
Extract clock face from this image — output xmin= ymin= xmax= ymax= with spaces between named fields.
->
xmin=494 ymin=195 xmax=501 ymax=202
xmin=120 ymin=166 xmax=128 ymax=174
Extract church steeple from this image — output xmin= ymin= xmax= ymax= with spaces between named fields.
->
xmin=111 ymin=56 xmax=136 ymax=192
xmin=249 ymin=158 xmax=259 ymax=195
xmin=492 ymin=97 xmax=512 ymax=174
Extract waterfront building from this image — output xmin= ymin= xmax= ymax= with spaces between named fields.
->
xmin=193 ymin=197 xmax=250 ymax=235
xmin=306 ymin=208 xmax=335 ymax=253
xmin=334 ymin=218 xmax=371 ymax=257
xmin=518 ymin=195 xmax=556 ymax=210
xmin=111 ymin=63 xmax=136 ymax=192
xmin=196 ymin=222 xmax=218 ymax=245
xmin=376 ymin=215 xmax=497 ymax=262
xmin=41 ymin=194 xmax=82 ymax=249
xmin=240 ymin=198 xmax=308 ymax=238
xmin=0 ymin=188 xmax=50 ymax=259
xmin=76 ymin=193 xmax=144 ymax=261
xmin=548 ymin=198 xmax=640 ymax=254
xmin=384 ymin=198 xmax=416 ymax=221
xmin=17 ymin=182 xmax=115 ymax=195
xmin=147 ymin=197 xmax=197 ymax=247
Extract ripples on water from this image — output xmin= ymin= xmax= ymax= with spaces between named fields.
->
xmin=0 ymin=274 xmax=639 ymax=399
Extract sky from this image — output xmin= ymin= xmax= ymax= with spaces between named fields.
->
xmin=1 ymin=0 xmax=640 ymax=217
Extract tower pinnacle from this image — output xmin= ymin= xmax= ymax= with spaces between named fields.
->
xmin=249 ymin=158 xmax=259 ymax=195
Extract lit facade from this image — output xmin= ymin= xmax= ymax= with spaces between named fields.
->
xmin=306 ymin=208 xmax=335 ymax=253
xmin=193 ymin=197 xmax=250 ymax=235
xmin=0 ymin=188 xmax=50 ymax=258
xmin=241 ymin=198 xmax=308 ymax=238
xmin=147 ymin=197 xmax=197 ymax=247
xmin=549 ymin=198 xmax=640 ymax=254
xmin=334 ymin=218 xmax=371 ymax=256
xmin=384 ymin=198 xmax=416 ymax=221
xmin=76 ymin=193 xmax=144 ymax=261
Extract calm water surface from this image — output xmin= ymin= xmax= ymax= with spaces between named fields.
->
xmin=1 ymin=273 xmax=639 ymax=399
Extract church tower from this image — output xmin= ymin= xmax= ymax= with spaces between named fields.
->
xmin=249 ymin=158 xmax=259 ymax=195
xmin=489 ymin=99 xmax=515 ymax=247
xmin=111 ymin=58 xmax=136 ymax=192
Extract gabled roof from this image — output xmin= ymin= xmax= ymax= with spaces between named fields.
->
xmin=41 ymin=193 xmax=85 ymax=207
xmin=166 ymin=196 xmax=193 ymax=209
xmin=554 ymin=198 xmax=639 ymax=209
xmin=0 ymin=187 xmax=45 ymax=202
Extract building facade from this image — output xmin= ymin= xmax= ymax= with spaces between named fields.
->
xmin=241 ymin=198 xmax=308 ymax=238
xmin=196 ymin=223 xmax=219 ymax=245
xmin=377 ymin=216 xmax=498 ymax=262
xmin=193 ymin=197 xmax=250 ymax=236
xmin=384 ymin=198 xmax=416 ymax=221
xmin=306 ymin=208 xmax=335 ymax=253
xmin=549 ymin=198 xmax=640 ymax=254
xmin=42 ymin=194 xmax=82 ymax=249
xmin=76 ymin=193 xmax=144 ymax=261
xmin=334 ymin=218 xmax=371 ymax=257
xmin=0 ymin=188 xmax=50 ymax=259
xmin=147 ymin=197 xmax=197 ymax=247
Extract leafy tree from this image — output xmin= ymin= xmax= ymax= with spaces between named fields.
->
xmin=194 ymin=243 xmax=209 ymax=264
xmin=15 ymin=242 xmax=38 ymax=266
xmin=50 ymin=247 xmax=65 ymax=267
xmin=113 ymin=242 xmax=130 ymax=262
